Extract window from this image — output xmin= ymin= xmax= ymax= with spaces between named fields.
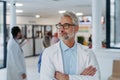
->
xmin=106 ymin=0 xmax=120 ymax=48
xmin=0 ymin=1 xmax=7 ymax=69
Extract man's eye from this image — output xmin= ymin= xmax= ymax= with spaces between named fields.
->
xmin=64 ymin=23 xmax=70 ymax=26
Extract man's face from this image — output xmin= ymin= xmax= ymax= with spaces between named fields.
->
xmin=58 ymin=16 xmax=78 ymax=41
xmin=17 ymin=31 xmax=22 ymax=39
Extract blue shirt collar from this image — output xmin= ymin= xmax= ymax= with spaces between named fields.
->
xmin=60 ymin=40 xmax=77 ymax=52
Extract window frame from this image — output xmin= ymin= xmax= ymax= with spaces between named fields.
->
xmin=0 ymin=1 xmax=7 ymax=69
xmin=106 ymin=0 xmax=120 ymax=49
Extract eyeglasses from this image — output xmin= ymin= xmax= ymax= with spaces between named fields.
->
xmin=56 ymin=23 xmax=75 ymax=29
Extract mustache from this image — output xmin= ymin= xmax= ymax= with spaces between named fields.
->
xmin=59 ymin=31 xmax=66 ymax=34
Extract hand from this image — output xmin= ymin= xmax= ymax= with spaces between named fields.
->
xmin=55 ymin=71 xmax=69 ymax=80
xmin=80 ymin=66 xmax=96 ymax=76
xmin=21 ymin=73 xmax=26 ymax=79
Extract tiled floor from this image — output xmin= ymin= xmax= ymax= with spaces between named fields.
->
xmin=25 ymin=56 xmax=40 ymax=80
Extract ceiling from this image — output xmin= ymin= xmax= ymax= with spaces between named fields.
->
xmin=4 ymin=0 xmax=105 ymax=18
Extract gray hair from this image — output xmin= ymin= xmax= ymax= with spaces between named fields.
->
xmin=61 ymin=11 xmax=79 ymax=26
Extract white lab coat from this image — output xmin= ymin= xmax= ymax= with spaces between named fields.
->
xmin=40 ymin=41 xmax=101 ymax=80
xmin=7 ymin=38 xmax=27 ymax=80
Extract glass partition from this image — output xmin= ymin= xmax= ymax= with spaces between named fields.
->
xmin=0 ymin=1 xmax=6 ymax=68
xmin=106 ymin=0 xmax=120 ymax=48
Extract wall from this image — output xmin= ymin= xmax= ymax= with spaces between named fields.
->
xmin=22 ymin=39 xmax=33 ymax=57
xmin=0 ymin=68 xmax=6 ymax=80
xmin=94 ymin=49 xmax=120 ymax=80
xmin=6 ymin=15 xmax=59 ymax=25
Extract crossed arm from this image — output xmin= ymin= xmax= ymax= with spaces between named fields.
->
xmin=40 ymin=49 xmax=100 ymax=80
xmin=55 ymin=66 xmax=96 ymax=80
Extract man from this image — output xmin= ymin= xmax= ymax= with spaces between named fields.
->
xmin=40 ymin=11 xmax=101 ymax=80
xmin=7 ymin=26 xmax=27 ymax=80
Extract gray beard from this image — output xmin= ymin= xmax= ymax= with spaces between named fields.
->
xmin=62 ymin=32 xmax=75 ymax=40
xmin=60 ymin=28 xmax=75 ymax=41
xmin=64 ymin=36 xmax=69 ymax=40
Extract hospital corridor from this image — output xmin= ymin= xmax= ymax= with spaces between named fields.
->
xmin=0 ymin=0 xmax=120 ymax=80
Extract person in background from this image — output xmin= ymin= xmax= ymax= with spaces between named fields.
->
xmin=88 ymin=34 xmax=92 ymax=48
xmin=40 ymin=11 xmax=101 ymax=80
xmin=88 ymin=34 xmax=92 ymax=44
xmin=51 ymin=32 xmax=59 ymax=45
xmin=38 ymin=32 xmax=59 ymax=73
xmin=38 ymin=31 xmax=52 ymax=73
xmin=42 ymin=31 xmax=52 ymax=48
xmin=7 ymin=26 xmax=27 ymax=80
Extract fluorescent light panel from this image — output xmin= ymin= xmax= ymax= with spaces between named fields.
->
xmin=16 ymin=10 xmax=23 ymax=13
xmin=58 ymin=10 xmax=66 ymax=14
xmin=76 ymin=13 xmax=83 ymax=16
xmin=8 ymin=3 xmax=23 ymax=7
xmin=35 ymin=15 xmax=40 ymax=18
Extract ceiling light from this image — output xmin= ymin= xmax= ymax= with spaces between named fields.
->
xmin=58 ymin=10 xmax=66 ymax=14
xmin=35 ymin=15 xmax=40 ymax=18
xmin=76 ymin=13 xmax=83 ymax=16
xmin=16 ymin=3 xmax=23 ymax=6
xmin=16 ymin=10 xmax=23 ymax=13
xmin=53 ymin=0 xmax=60 ymax=1
xmin=8 ymin=3 xmax=23 ymax=7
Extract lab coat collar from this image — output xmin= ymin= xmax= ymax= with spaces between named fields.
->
xmin=60 ymin=40 xmax=77 ymax=52
xmin=60 ymin=40 xmax=69 ymax=52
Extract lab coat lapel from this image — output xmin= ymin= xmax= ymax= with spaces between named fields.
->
xmin=76 ymin=43 xmax=87 ymax=74
xmin=57 ymin=42 xmax=64 ymax=73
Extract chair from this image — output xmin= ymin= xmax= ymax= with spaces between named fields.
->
xmin=108 ymin=60 xmax=120 ymax=80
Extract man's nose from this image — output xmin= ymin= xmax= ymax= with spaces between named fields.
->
xmin=59 ymin=27 xmax=64 ymax=33
xmin=61 ymin=30 xmax=64 ymax=33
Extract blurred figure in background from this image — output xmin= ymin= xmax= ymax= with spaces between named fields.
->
xmin=51 ymin=32 xmax=59 ymax=45
xmin=38 ymin=31 xmax=52 ymax=73
xmin=42 ymin=31 xmax=52 ymax=48
xmin=88 ymin=34 xmax=92 ymax=48
xmin=7 ymin=26 xmax=27 ymax=80
xmin=38 ymin=32 xmax=59 ymax=73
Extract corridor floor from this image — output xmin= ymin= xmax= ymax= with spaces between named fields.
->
xmin=26 ymin=56 xmax=40 ymax=80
